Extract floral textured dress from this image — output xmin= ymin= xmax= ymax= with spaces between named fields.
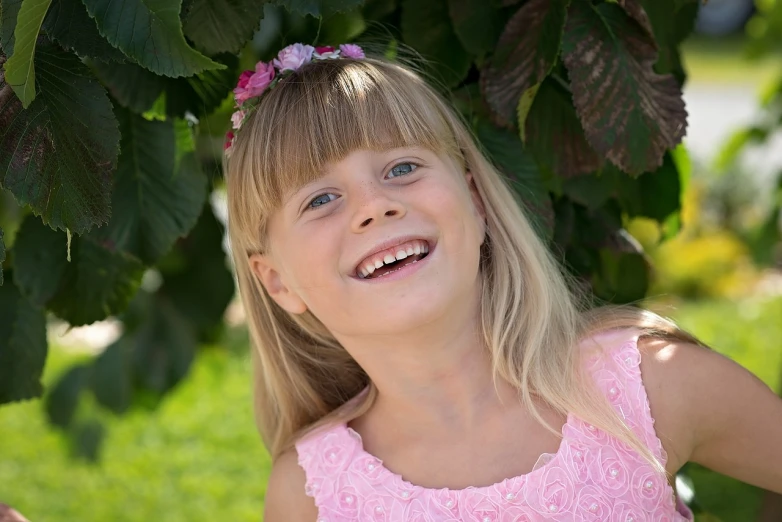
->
xmin=295 ymin=329 xmax=694 ymax=521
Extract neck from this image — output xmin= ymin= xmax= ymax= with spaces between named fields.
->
xmin=337 ymin=286 xmax=520 ymax=431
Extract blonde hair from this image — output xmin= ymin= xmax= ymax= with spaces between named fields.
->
xmin=223 ymin=56 xmax=702 ymax=479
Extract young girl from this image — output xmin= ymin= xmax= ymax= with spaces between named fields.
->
xmin=224 ymin=43 xmax=782 ymax=520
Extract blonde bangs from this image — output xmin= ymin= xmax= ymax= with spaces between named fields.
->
xmin=226 ymin=58 xmax=462 ymax=244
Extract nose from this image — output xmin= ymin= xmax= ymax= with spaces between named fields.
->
xmin=350 ymin=184 xmax=407 ymax=232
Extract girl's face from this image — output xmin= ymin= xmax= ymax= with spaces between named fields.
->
xmin=250 ymin=147 xmax=486 ymax=339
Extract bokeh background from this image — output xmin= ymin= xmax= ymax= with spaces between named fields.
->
xmin=1 ymin=1 xmax=782 ymax=520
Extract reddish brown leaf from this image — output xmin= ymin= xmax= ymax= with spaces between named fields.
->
xmin=481 ymin=0 xmax=570 ymax=127
xmin=561 ymin=1 xmax=687 ymax=176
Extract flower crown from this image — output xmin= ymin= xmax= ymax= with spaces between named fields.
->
xmin=224 ymin=43 xmax=366 ymax=152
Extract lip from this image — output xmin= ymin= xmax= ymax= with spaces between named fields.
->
xmin=350 ymin=234 xmax=437 ymax=278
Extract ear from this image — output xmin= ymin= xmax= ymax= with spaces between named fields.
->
xmin=465 ymin=172 xmax=486 ymax=220
xmin=248 ymin=253 xmax=308 ymax=315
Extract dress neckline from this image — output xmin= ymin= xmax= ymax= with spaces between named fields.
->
xmin=341 ymin=412 xmax=574 ymax=495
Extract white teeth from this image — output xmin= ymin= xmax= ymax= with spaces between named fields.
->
xmin=413 ymin=244 xmax=421 ymax=255
xmin=395 ymin=250 xmax=408 ymax=260
xmin=374 ymin=259 xmax=383 ymax=269
xmin=422 ymin=243 xmax=429 ymax=253
xmin=360 ymin=267 xmax=369 ymax=278
xmin=365 ymin=264 xmax=376 ymax=276
xmin=383 ymin=254 xmax=396 ymax=265
xmin=406 ymin=247 xmax=414 ymax=256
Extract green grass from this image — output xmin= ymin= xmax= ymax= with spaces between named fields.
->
xmin=682 ymin=36 xmax=782 ymax=86
xmin=1 ymin=296 xmax=780 ymax=521
xmin=0 ymin=339 xmax=272 ymax=522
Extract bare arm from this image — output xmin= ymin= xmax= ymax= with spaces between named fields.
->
xmin=639 ymin=337 xmax=782 ymax=494
xmin=263 ymin=448 xmax=319 ymax=521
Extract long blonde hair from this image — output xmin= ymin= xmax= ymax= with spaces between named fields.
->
xmin=223 ymin=56 xmax=702 ymax=478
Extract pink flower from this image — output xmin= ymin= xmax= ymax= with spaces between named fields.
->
xmin=273 ymin=43 xmax=315 ymax=71
xmin=230 ymin=110 xmax=245 ymax=130
xmin=340 ymin=43 xmax=365 ymax=59
xmin=233 ymin=61 xmax=275 ymax=104
xmin=314 ymin=45 xmax=340 ymax=59
xmin=236 ymin=70 xmax=253 ymax=89
xmin=223 ymin=131 xmax=234 ymax=150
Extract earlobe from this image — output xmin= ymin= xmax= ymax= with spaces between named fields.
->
xmin=248 ymin=253 xmax=308 ymax=315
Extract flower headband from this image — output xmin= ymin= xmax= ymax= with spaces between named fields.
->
xmin=224 ymin=43 xmax=366 ymax=152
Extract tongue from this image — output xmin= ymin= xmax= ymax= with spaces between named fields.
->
xmin=368 ymin=254 xmax=422 ymax=279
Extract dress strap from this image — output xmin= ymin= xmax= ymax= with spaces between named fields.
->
xmin=580 ymin=329 xmax=669 ymax=464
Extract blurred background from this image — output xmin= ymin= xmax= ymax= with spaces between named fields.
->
xmin=1 ymin=0 xmax=782 ymax=521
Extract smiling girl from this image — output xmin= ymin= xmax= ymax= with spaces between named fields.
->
xmin=223 ymin=44 xmax=782 ymax=521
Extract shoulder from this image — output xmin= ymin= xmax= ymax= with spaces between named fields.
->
xmin=263 ymin=447 xmax=318 ymax=522
xmin=634 ymin=334 xmax=778 ymax=475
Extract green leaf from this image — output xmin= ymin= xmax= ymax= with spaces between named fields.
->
xmin=13 ymin=215 xmax=145 ymax=325
xmin=70 ymin=418 xmax=106 ymax=462
xmin=401 ymin=0 xmax=471 ymax=88
xmin=45 ymin=364 xmax=89 ymax=428
xmin=4 ymin=0 xmax=53 ymax=107
xmin=48 ymin=236 xmax=145 ymax=325
xmin=183 ymin=0 xmax=267 ymax=55
xmin=158 ymin=204 xmax=235 ymax=343
xmin=42 ymin=0 xmax=126 ymax=62
xmin=81 ymin=0 xmax=224 ymax=77
xmin=92 ymin=110 xmax=208 ymax=265
xmin=0 ymin=0 xmax=23 ymax=56
xmin=612 ymin=152 xmax=680 ymax=223
xmin=130 ymin=293 xmax=197 ymax=394
xmin=524 ymin=77 xmax=602 ymax=178
xmin=0 ymin=277 xmax=48 ymax=404
xmin=475 ymin=120 xmax=554 ymax=240
xmin=482 ymin=0 xmax=570 ymax=127
xmin=12 ymin=215 xmax=68 ymax=306
xmin=593 ymin=248 xmax=649 ymax=304
xmin=562 ymin=171 xmax=615 ymax=210
xmin=0 ymin=44 xmax=119 ymax=234
xmin=91 ymin=339 xmax=132 ymax=414
xmin=561 ymin=1 xmax=687 ymax=176
xmin=448 ymin=0 xmax=503 ymax=56
xmin=92 ymin=53 xmax=238 ymax=117
xmin=276 ymin=0 xmax=365 ymax=17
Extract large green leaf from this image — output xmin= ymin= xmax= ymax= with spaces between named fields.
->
xmin=0 ymin=45 xmax=119 ymax=234
xmin=130 ymin=292 xmax=197 ymax=394
xmin=276 ymin=0 xmax=365 ymax=17
xmin=13 ymin=215 xmax=145 ymax=325
xmin=0 ymin=276 xmax=47 ymax=404
xmin=401 ymin=0 xmax=471 ymax=88
xmin=448 ymin=0 xmax=503 ymax=57
xmin=481 ymin=0 xmax=570 ymax=128
xmin=48 ymin=237 xmax=145 ymax=325
xmin=92 ymin=110 xmax=208 ymax=265
xmin=81 ymin=0 xmax=224 ymax=77
xmin=183 ymin=0 xmax=267 ymax=55
xmin=476 ymin=120 xmax=554 ymax=239
xmin=42 ymin=0 xmax=126 ymax=62
xmin=615 ymin=152 xmax=681 ymax=222
xmin=45 ymin=364 xmax=89 ymax=428
xmin=561 ymin=1 xmax=687 ymax=176
xmin=12 ymin=214 xmax=68 ymax=306
xmin=92 ymin=53 xmax=238 ymax=117
xmin=525 ymin=77 xmax=601 ymax=178
xmin=3 ymin=0 xmax=53 ymax=107
xmin=158 ymin=204 xmax=235 ymax=343
xmin=90 ymin=339 xmax=132 ymax=414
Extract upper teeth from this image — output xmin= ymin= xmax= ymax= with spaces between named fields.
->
xmin=358 ymin=240 xmax=429 ymax=278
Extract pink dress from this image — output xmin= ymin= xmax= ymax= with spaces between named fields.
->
xmin=295 ymin=329 xmax=694 ymax=521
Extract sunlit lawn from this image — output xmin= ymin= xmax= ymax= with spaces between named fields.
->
xmin=0 ymin=295 xmax=780 ymax=521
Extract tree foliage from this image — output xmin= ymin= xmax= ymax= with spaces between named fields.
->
xmin=0 ymin=0 xmax=701 ymax=455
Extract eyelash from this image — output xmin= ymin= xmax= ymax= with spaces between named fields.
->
xmin=305 ymin=162 xmax=420 ymax=210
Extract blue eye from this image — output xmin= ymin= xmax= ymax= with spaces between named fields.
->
xmin=307 ymin=193 xmax=338 ymax=209
xmin=388 ymin=162 xmax=417 ymax=178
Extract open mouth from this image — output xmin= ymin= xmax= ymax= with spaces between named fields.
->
xmin=356 ymin=239 xmax=431 ymax=280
